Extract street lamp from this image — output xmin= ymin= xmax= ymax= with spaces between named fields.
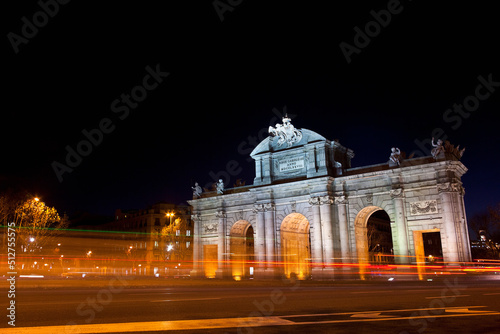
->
xmin=165 ymin=212 xmax=176 ymax=226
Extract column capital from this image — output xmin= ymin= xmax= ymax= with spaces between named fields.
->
xmin=437 ymin=182 xmax=463 ymax=194
xmin=308 ymin=196 xmax=321 ymax=206
xmin=334 ymin=195 xmax=348 ymax=205
xmin=215 ymin=209 xmax=226 ymax=219
xmin=319 ymin=195 xmax=334 ymax=205
xmin=191 ymin=213 xmax=201 ymax=222
xmin=252 ymin=203 xmax=265 ymax=213
xmin=263 ymin=202 xmax=275 ymax=211
xmin=390 ymin=188 xmax=404 ymax=199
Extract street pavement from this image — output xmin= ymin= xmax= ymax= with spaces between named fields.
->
xmin=2 ymin=276 xmax=500 ymax=333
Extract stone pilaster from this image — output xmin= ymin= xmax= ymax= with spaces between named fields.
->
xmin=437 ymin=182 xmax=461 ymax=263
xmin=308 ymin=197 xmax=323 ymax=268
xmin=252 ymin=204 xmax=266 ymax=266
xmin=334 ymin=195 xmax=350 ymax=263
xmin=190 ymin=213 xmax=202 ymax=277
xmin=319 ymin=195 xmax=334 ymax=267
xmin=390 ymin=188 xmax=409 ymax=264
xmin=264 ymin=203 xmax=276 ymax=268
xmin=456 ymin=185 xmax=472 ymax=262
xmin=216 ymin=209 xmax=226 ymax=278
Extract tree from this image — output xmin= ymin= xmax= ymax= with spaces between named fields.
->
xmin=469 ymin=212 xmax=493 ymax=240
xmin=488 ymin=203 xmax=500 ymax=230
xmin=161 ymin=217 xmax=190 ymax=263
xmin=469 ymin=204 xmax=500 ymax=241
xmin=13 ymin=196 xmax=67 ymax=254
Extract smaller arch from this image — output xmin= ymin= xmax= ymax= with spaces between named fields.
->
xmin=354 ymin=206 xmax=382 ymax=228
xmin=354 ymin=206 xmax=393 ymax=279
xmin=229 ymin=220 xmax=254 ymax=280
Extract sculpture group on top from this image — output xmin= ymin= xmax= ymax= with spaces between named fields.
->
xmin=431 ymin=137 xmax=465 ymax=160
xmin=387 ymin=137 xmax=465 ymax=168
xmin=268 ymin=114 xmax=303 ymax=148
xmin=389 ymin=147 xmax=401 ymax=167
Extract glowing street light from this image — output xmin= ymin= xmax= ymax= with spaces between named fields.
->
xmin=165 ymin=212 xmax=175 ymax=225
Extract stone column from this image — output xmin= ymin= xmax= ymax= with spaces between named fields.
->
xmin=334 ymin=195 xmax=350 ymax=263
xmin=190 ymin=213 xmax=202 ymax=277
xmin=308 ymin=197 xmax=323 ymax=270
xmin=391 ymin=188 xmax=409 ymax=264
xmin=438 ymin=183 xmax=460 ymax=264
xmin=253 ymin=204 xmax=266 ymax=273
xmin=319 ymin=195 xmax=334 ymax=269
xmin=457 ymin=186 xmax=472 ymax=262
xmin=216 ymin=209 xmax=226 ymax=278
xmin=264 ymin=203 xmax=276 ymax=269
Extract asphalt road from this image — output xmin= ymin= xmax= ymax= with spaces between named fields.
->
xmin=2 ymin=277 xmax=500 ymax=333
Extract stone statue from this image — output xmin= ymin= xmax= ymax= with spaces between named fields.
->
xmin=431 ymin=137 xmax=444 ymax=159
xmin=191 ymin=182 xmax=202 ymax=198
xmin=268 ymin=115 xmax=303 ymax=148
xmin=216 ymin=179 xmax=224 ymax=194
xmin=389 ymin=147 xmax=401 ymax=166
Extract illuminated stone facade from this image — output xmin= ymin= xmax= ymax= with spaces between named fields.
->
xmin=189 ymin=118 xmax=471 ymax=279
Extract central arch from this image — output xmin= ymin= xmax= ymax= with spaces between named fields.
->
xmin=229 ymin=220 xmax=254 ymax=280
xmin=354 ymin=206 xmax=393 ymax=278
xmin=280 ymin=213 xmax=311 ymax=280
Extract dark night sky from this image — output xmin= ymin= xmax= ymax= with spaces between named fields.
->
xmin=3 ymin=1 xmax=499 ymax=220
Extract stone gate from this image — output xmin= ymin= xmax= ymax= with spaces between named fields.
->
xmin=188 ymin=116 xmax=471 ymax=279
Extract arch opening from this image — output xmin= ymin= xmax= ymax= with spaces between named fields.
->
xmin=280 ymin=213 xmax=311 ymax=280
xmin=366 ymin=210 xmax=393 ymax=264
xmin=230 ymin=220 xmax=254 ymax=280
xmin=354 ymin=206 xmax=393 ymax=278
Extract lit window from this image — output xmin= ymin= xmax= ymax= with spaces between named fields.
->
xmin=176 ymin=230 xmax=181 ymax=236
xmin=186 ymin=242 xmax=190 ymax=248
xmin=154 ymin=241 xmax=159 ymax=249
xmin=186 ymin=230 xmax=191 ymax=236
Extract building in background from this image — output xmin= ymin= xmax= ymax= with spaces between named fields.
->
xmin=471 ymin=230 xmax=500 ymax=260
xmin=71 ymin=202 xmax=193 ymax=276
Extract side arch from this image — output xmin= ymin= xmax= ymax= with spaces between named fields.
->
xmin=229 ymin=220 xmax=254 ymax=280
xmin=354 ymin=206 xmax=394 ymax=278
xmin=354 ymin=206 xmax=383 ymax=265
